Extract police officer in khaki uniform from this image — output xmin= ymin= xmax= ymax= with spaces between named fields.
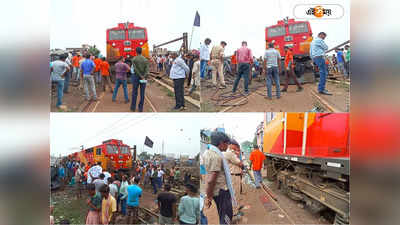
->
xmin=222 ymin=139 xmax=243 ymax=206
xmin=210 ymin=41 xmax=227 ymax=88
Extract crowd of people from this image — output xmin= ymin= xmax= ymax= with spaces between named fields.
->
xmin=199 ymin=33 xmax=350 ymax=99
xmin=50 ymin=47 xmax=201 ymax=112
xmin=200 ymin=131 xmax=267 ymax=225
xmin=51 ymin=158 xmax=200 ymax=224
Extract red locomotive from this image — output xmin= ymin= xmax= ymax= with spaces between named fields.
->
xmin=68 ymin=139 xmax=133 ymax=171
xmin=265 ymin=18 xmax=314 ymax=81
xmin=106 ymin=22 xmax=149 ymax=62
xmin=257 ymin=113 xmax=349 ymax=224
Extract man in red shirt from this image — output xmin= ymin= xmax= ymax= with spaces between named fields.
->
xmin=249 ymin=144 xmax=266 ymax=189
xmin=72 ymin=53 xmax=82 ymax=81
xmin=281 ymin=46 xmax=303 ymax=93
xmin=94 ymin=56 xmax=103 ymax=85
xmin=232 ymin=41 xmax=253 ymax=95
xmin=100 ymin=57 xmax=113 ymax=93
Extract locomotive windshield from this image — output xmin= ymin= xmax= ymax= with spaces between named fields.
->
xmin=128 ymin=29 xmax=146 ymax=40
xmin=106 ymin=144 xmax=118 ymax=154
xmin=267 ymin=26 xmax=285 ymax=38
xmin=109 ymin=30 xmax=125 ymax=40
xmin=289 ymin=23 xmax=308 ymax=34
xmin=120 ymin=146 xmax=129 ymax=154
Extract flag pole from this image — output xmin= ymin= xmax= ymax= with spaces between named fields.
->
xmin=189 ymin=26 xmax=195 ymax=50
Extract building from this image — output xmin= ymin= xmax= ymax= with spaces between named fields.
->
xmin=65 ymin=44 xmax=92 ymax=54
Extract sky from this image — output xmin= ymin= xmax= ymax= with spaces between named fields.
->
xmin=50 ymin=113 xmax=201 ymax=158
xmin=198 ymin=113 xmax=265 ymax=144
xmin=50 ymin=0 xmax=349 ymax=57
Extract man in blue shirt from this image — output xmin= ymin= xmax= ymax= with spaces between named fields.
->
xmin=80 ymin=54 xmax=97 ymax=101
xmin=127 ymin=177 xmax=142 ymax=224
xmin=335 ymin=48 xmax=347 ymax=76
xmin=169 ymin=52 xmax=190 ymax=111
xmin=310 ymin=32 xmax=331 ymax=95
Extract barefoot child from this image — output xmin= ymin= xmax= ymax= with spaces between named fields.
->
xmin=86 ymin=183 xmax=101 ymax=224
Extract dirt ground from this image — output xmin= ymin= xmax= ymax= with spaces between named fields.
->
xmin=201 ymin=73 xmax=349 ymax=112
xmin=203 ymin=169 xmax=331 ymax=224
xmin=50 ymin=77 xmax=199 ymax=112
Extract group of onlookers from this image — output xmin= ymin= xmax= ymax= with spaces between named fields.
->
xmin=199 ymin=33 xmax=350 ymax=99
xmin=51 ymin=159 xmax=200 ymax=225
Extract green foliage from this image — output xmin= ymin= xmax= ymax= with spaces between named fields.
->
xmin=241 ymin=140 xmax=253 ymax=153
xmin=252 ymin=135 xmax=258 ymax=146
xmin=88 ymin=45 xmax=100 ymax=57
xmin=138 ymin=151 xmax=151 ymax=160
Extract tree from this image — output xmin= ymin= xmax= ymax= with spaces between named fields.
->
xmin=252 ymin=135 xmax=258 ymax=146
xmin=138 ymin=151 xmax=151 ymax=160
xmin=241 ymin=141 xmax=253 ymax=153
xmin=88 ymin=45 xmax=100 ymax=57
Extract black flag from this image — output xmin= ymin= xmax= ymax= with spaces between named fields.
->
xmin=144 ymin=136 xmax=154 ymax=148
xmin=193 ymin=11 xmax=200 ymax=27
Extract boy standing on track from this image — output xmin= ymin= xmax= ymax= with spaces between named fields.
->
xmin=130 ymin=47 xmax=149 ymax=112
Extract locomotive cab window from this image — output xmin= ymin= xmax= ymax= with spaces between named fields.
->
xmin=289 ymin=23 xmax=308 ymax=34
xmin=96 ymin=148 xmax=102 ymax=155
xmin=128 ymin=29 xmax=145 ymax=40
xmin=267 ymin=26 xmax=285 ymax=38
xmin=120 ymin=146 xmax=129 ymax=154
xmin=106 ymin=145 xmax=118 ymax=154
xmin=109 ymin=30 xmax=125 ymax=40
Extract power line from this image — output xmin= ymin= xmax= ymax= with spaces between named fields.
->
xmin=76 ymin=113 xmax=131 ymax=148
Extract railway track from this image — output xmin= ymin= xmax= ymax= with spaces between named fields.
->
xmin=78 ymin=83 xmax=158 ymax=112
xmin=246 ymin=170 xmax=296 ymax=225
xmin=148 ymin=71 xmax=201 ymax=109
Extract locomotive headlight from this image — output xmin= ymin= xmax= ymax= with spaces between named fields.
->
xmin=303 ymin=36 xmax=307 ymax=40
xmin=139 ymin=42 xmax=143 ymax=45
xmin=112 ymin=43 xmax=116 ymax=47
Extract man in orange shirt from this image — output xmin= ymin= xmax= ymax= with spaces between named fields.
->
xmin=230 ymin=52 xmax=237 ymax=75
xmin=249 ymin=144 xmax=266 ymax=189
xmin=72 ymin=53 xmax=82 ymax=81
xmin=94 ymin=56 xmax=103 ymax=85
xmin=281 ymin=46 xmax=303 ymax=93
xmin=100 ymin=57 xmax=113 ymax=93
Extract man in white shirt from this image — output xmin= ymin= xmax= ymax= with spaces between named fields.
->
xmin=87 ymin=162 xmax=103 ymax=184
xmin=157 ymin=167 xmax=165 ymax=188
xmin=108 ymin=177 xmax=119 ymax=200
xmin=200 ymin=38 xmax=211 ymax=79
xmin=169 ymin=52 xmax=190 ymax=111
xmin=103 ymin=170 xmax=112 ymax=184
xmin=64 ymin=54 xmax=72 ymax=94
